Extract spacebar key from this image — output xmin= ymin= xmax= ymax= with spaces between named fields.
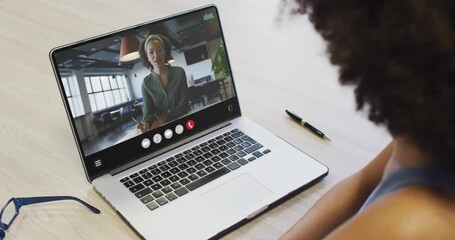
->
xmin=244 ymin=143 xmax=263 ymax=154
xmin=186 ymin=167 xmax=230 ymax=191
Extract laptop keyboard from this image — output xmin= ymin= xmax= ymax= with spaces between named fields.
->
xmin=119 ymin=129 xmax=271 ymax=211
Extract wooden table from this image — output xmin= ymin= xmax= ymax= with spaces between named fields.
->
xmin=0 ymin=0 xmax=391 ymax=239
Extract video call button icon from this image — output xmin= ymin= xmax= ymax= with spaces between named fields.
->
xmin=164 ymin=129 xmax=173 ymax=139
xmin=141 ymin=138 xmax=151 ymax=148
xmin=175 ymin=124 xmax=184 ymax=135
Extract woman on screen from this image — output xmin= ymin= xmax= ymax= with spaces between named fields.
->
xmin=137 ymin=34 xmax=189 ymax=132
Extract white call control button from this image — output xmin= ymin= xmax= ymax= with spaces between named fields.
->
xmin=141 ymin=138 xmax=151 ymax=148
xmin=164 ymin=129 xmax=173 ymax=139
xmin=153 ymin=134 xmax=162 ymax=144
xmin=175 ymin=125 xmax=184 ymax=135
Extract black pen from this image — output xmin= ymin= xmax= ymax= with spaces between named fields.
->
xmin=285 ymin=110 xmax=332 ymax=141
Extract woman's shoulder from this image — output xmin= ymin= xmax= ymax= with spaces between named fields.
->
xmin=326 ymin=186 xmax=455 ymax=239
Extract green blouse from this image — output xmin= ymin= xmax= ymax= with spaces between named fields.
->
xmin=141 ymin=66 xmax=189 ymax=124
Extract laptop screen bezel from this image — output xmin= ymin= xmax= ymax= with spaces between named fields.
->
xmin=49 ymin=5 xmax=242 ymax=182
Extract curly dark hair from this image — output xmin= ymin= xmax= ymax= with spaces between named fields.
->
xmin=285 ymin=0 xmax=455 ymax=163
xmin=139 ymin=34 xmax=173 ymax=70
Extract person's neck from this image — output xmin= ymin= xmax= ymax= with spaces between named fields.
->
xmin=154 ymin=65 xmax=168 ymax=76
xmin=384 ymin=136 xmax=432 ymax=174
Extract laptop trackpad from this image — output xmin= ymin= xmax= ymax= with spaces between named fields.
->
xmin=200 ymin=174 xmax=273 ymax=217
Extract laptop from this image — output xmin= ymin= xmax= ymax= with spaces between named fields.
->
xmin=49 ymin=5 xmax=328 ymax=239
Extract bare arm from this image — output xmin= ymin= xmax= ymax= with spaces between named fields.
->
xmin=280 ymin=141 xmax=394 ymax=240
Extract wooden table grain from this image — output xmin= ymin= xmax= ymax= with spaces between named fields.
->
xmin=0 ymin=0 xmax=391 ymax=239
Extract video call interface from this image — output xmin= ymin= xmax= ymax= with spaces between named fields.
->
xmin=54 ymin=8 xmax=235 ymax=156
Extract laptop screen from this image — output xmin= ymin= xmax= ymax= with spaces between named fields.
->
xmin=50 ymin=6 xmax=241 ymax=180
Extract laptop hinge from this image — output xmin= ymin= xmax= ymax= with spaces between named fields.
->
xmin=109 ymin=122 xmax=232 ymax=175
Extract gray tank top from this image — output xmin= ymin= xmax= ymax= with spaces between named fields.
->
xmin=360 ymin=164 xmax=455 ymax=211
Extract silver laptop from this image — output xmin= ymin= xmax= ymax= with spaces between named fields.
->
xmin=49 ymin=5 xmax=328 ymax=239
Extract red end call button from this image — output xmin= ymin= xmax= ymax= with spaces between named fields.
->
xmin=186 ymin=120 xmax=195 ymax=130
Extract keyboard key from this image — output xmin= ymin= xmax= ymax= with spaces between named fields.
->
xmin=205 ymin=166 xmax=216 ymax=173
xmin=185 ymin=153 xmax=195 ymax=159
xmin=187 ymin=167 xmax=197 ymax=174
xmin=226 ymin=149 xmax=236 ymax=155
xmin=150 ymin=169 xmax=162 ymax=176
xmin=201 ymin=147 xmax=211 ymax=153
xmin=237 ymin=151 xmax=247 ymax=157
xmin=253 ymin=151 xmax=264 ymax=158
xmin=187 ymin=160 xmax=197 ymax=166
xmin=179 ymin=178 xmax=191 ymax=185
xmin=213 ymin=162 xmax=224 ymax=169
xmin=156 ymin=197 xmax=169 ymax=206
xmin=175 ymin=187 xmax=189 ymax=197
xmin=141 ymin=195 xmax=154 ymax=204
xmin=221 ymin=159 xmax=231 ymax=165
xmin=129 ymin=173 xmax=139 ymax=178
xmin=152 ymin=176 xmax=163 ymax=182
xmin=263 ymin=149 xmax=271 ymax=154
xmin=170 ymin=168 xmax=180 ymax=174
xmin=123 ymin=181 xmax=134 ymax=188
xmin=226 ymin=142 xmax=235 ymax=148
xmin=165 ymin=193 xmax=178 ymax=201
xmin=135 ymin=188 xmax=153 ymax=198
xmin=120 ymin=177 xmax=129 ymax=183
xmin=129 ymin=183 xmax=145 ymax=193
xmin=160 ymin=165 xmax=170 ymax=171
xmin=234 ymin=146 xmax=244 ymax=151
xmin=143 ymin=179 xmax=154 ymax=186
xmin=211 ymin=156 xmax=221 ymax=162
xmin=152 ymin=191 xmax=164 ymax=198
xmin=186 ymin=167 xmax=230 ymax=191
xmin=139 ymin=169 xmax=148 ymax=174
xmin=203 ymin=152 xmax=213 ymax=159
xmin=178 ymin=163 xmax=189 ymax=170
xmin=231 ymin=131 xmax=244 ymax=138
xmin=197 ymin=170 xmax=208 ymax=177
xmin=169 ymin=176 xmax=180 ymax=182
xmin=188 ymin=174 xmax=199 ymax=181
xmin=146 ymin=201 xmax=159 ymax=210
xmin=229 ymin=155 xmax=239 ymax=161
xmin=210 ymin=149 xmax=221 ymax=155
xmin=177 ymin=171 xmax=189 ymax=178
xmin=161 ymin=171 xmax=171 ymax=178
xmin=203 ymin=160 xmax=214 ymax=166
xmin=160 ymin=179 xmax=171 ymax=186
xmin=195 ymin=164 xmax=205 ymax=170
xmin=132 ymin=176 xmax=144 ymax=184
xmin=142 ymin=172 xmax=153 ymax=179
xmin=227 ymin=162 xmax=241 ymax=170
xmin=195 ymin=156 xmax=205 ymax=162
xmin=237 ymin=158 xmax=249 ymax=166
xmin=170 ymin=182 xmax=182 ymax=190
xmin=168 ymin=161 xmax=178 ymax=167
xmin=162 ymin=186 xmax=173 ymax=194
xmin=176 ymin=157 xmax=187 ymax=164
xmin=151 ymin=183 xmax=162 ymax=191
xmin=219 ymin=145 xmax=229 ymax=151
xmin=245 ymin=143 xmax=264 ymax=154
